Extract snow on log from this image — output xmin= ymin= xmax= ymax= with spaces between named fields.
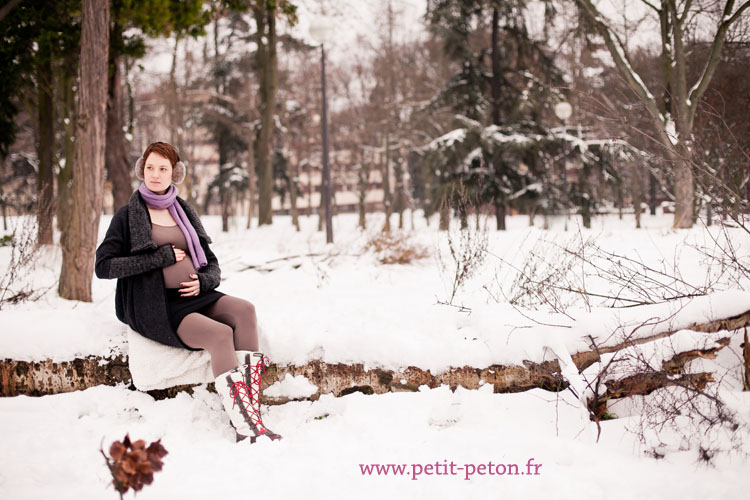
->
xmin=1 ymin=308 xmax=748 ymax=404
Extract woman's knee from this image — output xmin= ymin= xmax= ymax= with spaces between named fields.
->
xmin=204 ymin=323 xmax=235 ymax=350
xmin=242 ymin=299 xmax=256 ymax=320
xmin=226 ymin=296 xmax=256 ymax=320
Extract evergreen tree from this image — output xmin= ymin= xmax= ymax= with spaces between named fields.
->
xmin=422 ymin=0 xmax=563 ymax=229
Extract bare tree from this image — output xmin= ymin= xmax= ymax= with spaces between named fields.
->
xmin=574 ymin=0 xmax=750 ymax=229
xmin=58 ymin=0 xmax=110 ymax=301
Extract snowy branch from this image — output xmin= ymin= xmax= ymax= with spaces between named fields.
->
xmin=574 ymin=0 xmax=673 ymax=150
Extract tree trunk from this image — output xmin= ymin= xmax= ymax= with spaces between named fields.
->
xmin=246 ymin=87 xmax=256 ymax=229
xmin=105 ymin=43 xmax=132 ymax=212
xmin=633 ymin=163 xmax=642 ymax=229
xmin=358 ymin=148 xmax=368 ymax=230
xmin=581 ymin=160 xmax=592 ymax=229
xmin=396 ymin=156 xmax=404 ymax=230
xmin=6 ymin=308 xmax=747 ymax=402
xmin=672 ymin=156 xmax=694 ymax=229
xmin=490 ymin=7 xmax=508 ymax=231
xmin=255 ymin=7 xmax=278 ymax=226
xmin=105 ymin=2 xmax=131 ymax=211
xmin=495 ymin=202 xmax=506 ymax=230
xmin=382 ymin=1 xmax=396 ymax=233
xmin=490 ymin=8 xmax=501 ymax=127
xmin=124 ymin=56 xmax=135 ymax=137
xmin=221 ymin=190 xmax=229 ymax=232
xmin=649 ymin=170 xmax=657 ymax=215
xmin=382 ymin=133 xmax=392 ymax=232
xmin=57 ymin=56 xmax=76 ymax=232
xmin=58 ymin=0 xmax=110 ymax=302
xmin=289 ymin=162 xmax=299 ymax=231
xmin=36 ymin=40 xmax=55 ymax=246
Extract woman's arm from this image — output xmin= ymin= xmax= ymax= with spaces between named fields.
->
xmin=95 ymin=208 xmax=176 ymax=280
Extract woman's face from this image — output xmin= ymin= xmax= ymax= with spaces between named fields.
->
xmin=143 ymin=152 xmax=173 ymax=195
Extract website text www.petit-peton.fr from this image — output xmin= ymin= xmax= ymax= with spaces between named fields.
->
xmin=359 ymin=459 xmax=543 ymax=481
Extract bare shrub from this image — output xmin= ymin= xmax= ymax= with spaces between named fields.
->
xmin=581 ymin=322 xmax=746 ymax=461
xmin=493 ymin=234 xmax=590 ymax=313
xmin=687 ymin=218 xmax=750 ymax=292
xmin=486 ymin=227 xmax=725 ymax=313
xmin=0 ymin=216 xmax=43 ymax=310
xmin=623 ymin=370 xmax=745 ymax=463
xmin=365 ymin=231 xmax=429 ymax=265
xmin=436 ymin=213 xmax=488 ymax=305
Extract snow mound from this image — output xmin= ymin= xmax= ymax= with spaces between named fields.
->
xmin=264 ymin=374 xmax=318 ymax=399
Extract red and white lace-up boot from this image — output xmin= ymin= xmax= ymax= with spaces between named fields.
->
xmin=215 ymin=352 xmax=282 ymax=443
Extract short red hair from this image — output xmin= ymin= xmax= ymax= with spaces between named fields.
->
xmin=142 ymin=142 xmax=180 ymax=166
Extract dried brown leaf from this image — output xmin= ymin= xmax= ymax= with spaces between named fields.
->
xmin=109 ymin=441 xmax=125 ymax=461
xmin=147 ymin=439 xmax=168 ymax=459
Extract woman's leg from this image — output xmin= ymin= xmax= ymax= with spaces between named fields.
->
xmin=176 ymin=312 xmax=239 ymax=377
xmin=201 ymin=295 xmax=259 ymax=351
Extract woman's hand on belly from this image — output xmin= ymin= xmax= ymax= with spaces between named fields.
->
xmin=172 ymin=245 xmax=186 ymax=262
xmin=179 ymin=274 xmax=201 ymax=297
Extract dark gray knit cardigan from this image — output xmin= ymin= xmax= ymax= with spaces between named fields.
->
xmin=95 ymin=190 xmax=222 ymax=349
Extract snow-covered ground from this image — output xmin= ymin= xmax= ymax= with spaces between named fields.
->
xmin=1 ymin=210 xmax=750 ymax=499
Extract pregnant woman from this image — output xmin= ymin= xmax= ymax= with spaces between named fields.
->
xmin=95 ymin=141 xmax=280 ymax=443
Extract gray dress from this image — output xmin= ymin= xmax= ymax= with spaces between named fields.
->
xmin=151 ymin=223 xmax=224 ymax=334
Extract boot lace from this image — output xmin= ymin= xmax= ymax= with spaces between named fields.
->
xmin=230 ymin=361 xmax=269 ymax=434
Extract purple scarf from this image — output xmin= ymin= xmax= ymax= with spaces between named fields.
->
xmin=138 ymin=183 xmax=208 ymax=270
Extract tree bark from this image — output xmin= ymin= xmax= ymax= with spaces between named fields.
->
xmin=672 ymin=155 xmax=694 ymax=228
xmin=358 ymin=147 xmax=368 ymax=229
xmin=36 ymin=40 xmax=55 ymax=246
xmin=633 ymin=162 xmax=643 ymax=229
xmin=396 ymin=156 xmax=405 ymax=230
xmin=246 ymin=85 xmax=256 ymax=229
xmin=105 ymin=52 xmax=132 ymax=212
xmin=490 ymin=7 xmax=508 ymax=231
xmin=648 ymin=170 xmax=657 ymax=215
xmin=494 ymin=202 xmax=506 ymax=230
xmin=289 ymin=159 xmax=299 ymax=231
xmin=104 ymin=1 xmax=131 ymax=212
xmin=382 ymin=133 xmax=392 ymax=232
xmin=382 ymin=0 xmax=395 ymax=233
xmin=57 ymin=53 xmax=76 ymax=232
xmin=254 ymin=6 xmax=278 ymax=226
xmin=59 ymin=0 xmax=110 ymax=302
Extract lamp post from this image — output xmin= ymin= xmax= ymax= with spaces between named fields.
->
xmin=554 ymin=101 xmax=572 ymax=231
xmin=310 ymin=19 xmax=334 ymax=243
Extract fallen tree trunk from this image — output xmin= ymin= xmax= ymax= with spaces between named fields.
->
xmin=588 ymin=336 xmax=731 ymax=418
xmin=572 ymin=308 xmax=750 ymax=370
xmin=0 ymin=356 xmax=567 ymax=403
xmin=2 ymin=308 xmax=749 ymax=405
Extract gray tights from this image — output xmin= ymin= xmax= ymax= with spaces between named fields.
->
xmin=176 ymin=295 xmax=259 ymax=377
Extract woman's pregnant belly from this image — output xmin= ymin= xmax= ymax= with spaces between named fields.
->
xmin=163 ymin=256 xmax=198 ymax=289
